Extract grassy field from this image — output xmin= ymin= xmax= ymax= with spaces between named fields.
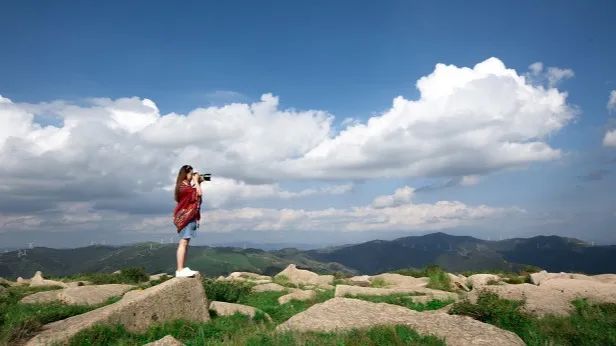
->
xmin=3 ymin=269 xmax=616 ymax=346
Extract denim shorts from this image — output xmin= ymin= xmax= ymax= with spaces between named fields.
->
xmin=178 ymin=220 xmax=198 ymax=239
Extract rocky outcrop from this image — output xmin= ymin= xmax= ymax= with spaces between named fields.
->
xmin=149 ymin=273 xmax=169 ymax=281
xmin=29 ymin=271 xmax=68 ymax=288
xmin=347 ymin=275 xmax=371 ymax=287
xmin=227 ymin=272 xmax=271 ymax=281
xmin=592 ymin=273 xmax=616 ymax=284
xmin=448 ymin=274 xmax=470 ymax=291
xmin=369 ymin=273 xmax=430 ymax=288
xmin=469 ymin=278 xmax=616 ymax=316
xmin=278 ymin=289 xmax=316 ymax=304
xmin=16 ymin=277 xmax=30 ymax=285
xmin=252 ymin=282 xmax=287 ymax=292
xmin=209 ymin=301 xmax=272 ymax=321
xmin=26 ymin=275 xmax=209 ymax=346
xmin=275 ymin=264 xmax=333 ymax=288
xmin=143 ymin=335 xmax=185 ymax=346
xmin=275 ymin=297 xmax=524 ymax=346
xmin=335 ymin=284 xmax=458 ymax=302
xmin=0 ymin=277 xmax=15 ymax=287
xmin=467 ymin=274 xmax=500 ymax=288
xmin=530 ymin=271 xmax=616 ymax=286
xmin=20 ymin=284 xmax=134 ymax=305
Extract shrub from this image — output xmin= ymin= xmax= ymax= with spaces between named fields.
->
xmin=369 ymin=278 xmax=387 ymax=288
xmin=202 ymin=278 xmax=253 ymax=303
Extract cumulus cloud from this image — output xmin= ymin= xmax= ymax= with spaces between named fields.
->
xmin=604 ymin=130 xmax=616 ymax=147
xmin=0 ymin=57 xmax=575 ymax=240
xmin=608 ymin=90 xmax=616 ymax=112
xmin=526 ymin=62 xmax=574 ymax=87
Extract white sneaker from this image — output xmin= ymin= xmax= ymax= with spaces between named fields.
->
xmin=184 ymin=267 xmax=199 ymax=275
xmin=175 ymin=268 xmax=196 ymax=278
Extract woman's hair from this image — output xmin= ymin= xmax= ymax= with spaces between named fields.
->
xmin=175 ymin=164 xmax=193 ymax=202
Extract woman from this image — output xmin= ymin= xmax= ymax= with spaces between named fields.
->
xmin=173 ymin=164 xmax=202 ymax=277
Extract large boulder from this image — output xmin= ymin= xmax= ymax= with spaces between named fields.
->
xmin=467 ymin=274 xmax=500 ymax=288
xmin=252 ymin=282 xmax=287 ymax=292
xmin=275 ymin=264 xmax=334 ymax=288
xmin=448 ymin=273 xmax=470 ymax=291
xmin=20 ymin=284 xmax=134 ymax=306
xmin=143 ymin=335 xmax=185 ymax=346
xmin=278 ymin=289 xmax=316 ymax=304
xmin=592 ymin=274 xmax=616 ymax=285
xmin=470 ymin=279 xmax=616 ymax=316
xmin=227 ymin=272 xmax=271 ymax=281
xmin=275 ymin=297 xmax=524 ymax=346
xmin=335 ymin=284 xmax=458 ymax=302
xmin=26 ymin=275 xmax=209 ymax=346
xmin=0 ymin=277 xmax=15 ymax=287
xmin=209 ymin=301 xmax=271 ymax=321
xmin=16 ymin=277 xmax=30 ymax=285
xmin=347 ymin=275 xmax=371 ymax=287
xmin=29 ymin=271 xmax=68 ymax=288
xmin=369 ymin=273 xmax=429 ymax=288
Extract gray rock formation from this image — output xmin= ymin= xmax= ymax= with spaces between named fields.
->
xmin=278 ymin=289 xmax=316 ymax=304
xmin=21 ymin=284 xmax=134 ymax=305
xmin=335 ymin=284 xmax=458 ymax=302
xmin=209 ymin=301 xmax=271 ymax=321
xmin=251 ymin=282 xmax=287 ymax=292
xmin=30 ymin=271 xmax=68 ymax=288
xmin=26 ymin=275 xmax=209 ymax=346
xmin=275 ymin=264 xmax=333 ymax=288
xmin=143 ymin=335 xmax=185 ymax=346
xmin=275 ymin=297 xmax=524 ymax=346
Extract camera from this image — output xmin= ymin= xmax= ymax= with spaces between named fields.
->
xmin=198 ymin=173 xmax=211 ymax=182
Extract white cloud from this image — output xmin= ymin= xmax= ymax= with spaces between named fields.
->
xmin=0 ymin=57 xmax=575 ymax=238
xmin=608 ymin=90 xmax=616 ymax=112
xmin=604 ymin=130 xmax=616 ymax=147
xmin=526 ymin=61 xmax=574 ymax=87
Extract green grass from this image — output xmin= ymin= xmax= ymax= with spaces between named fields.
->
xmin=369 ymin=277 xmax=387 ymax=288
xmin=450 ymin=292 xmax=616 ymax=346
xmin=342 ymin=293 xmax=453 ymax=312
xmin=60 ymin=267 xmax=150 ymax=285
xmin=0 ymin=285 xmax=119 ymax=345
xmin=202 ymin=277 xmax=255 ymax=303
xmin=236 ymin=289 xmax=334 ymax=324
xmin=67 ymin=314 xmax=445 ymax=346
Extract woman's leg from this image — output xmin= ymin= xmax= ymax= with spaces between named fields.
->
xmin=176 ymin=238 xmax=189 ymax=271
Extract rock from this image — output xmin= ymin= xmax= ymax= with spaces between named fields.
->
xmin=275 ymin=297 xmax=524 ymax=346
xmin=278 ymin=289 xmax=316 ymax=304
xmin=592 ymin=274 xmax=616 ymax=285
xmin=59 ymin=284 xmax=134 ymax=305
xmin=448 ymin=273 xmax=470 ymax=291
xmin=65 ymin=281 xmax=90 ymax=288
xmin=21 ymin=284 xmax=134 ymax=306
xmin=227 ymin=272 xmax=271 ymax=281
xmin=470 ymin=279 xmax=616 ymax=317
xmin=252 ymin=282 xmax=287 ymax=292
xmin=17 ymin=277 xmax=30 ymax=285
xmin=530 ymin=271 xmax=572 ymax=285
xmin=113 ymin=270 xmax=122 ymax=274
xmin=467 ymin=274 xmax=500 ymax=288
xmin=0 ymin=277 xmax=15 ymax=287
xmin=335 ymin=284 xmax=458 ymax=302
xmin=25 ymin=274 xmax=210 ymax=346
xmin=347 ymin=275 xmax=371 ymax=286
xmin=275 ymin=264 xmax=333 ymax=288
xmin=29 ymin=271 xmax=68 ymax=288
xmin=209 ymin=301 xmax=271 ymax=321
xmin=21 ymin=290 xmax=63 ymax=304
xmin=143 ymin=335 xmax=185 ymax=346
xmin=215 ymin=275 xmax=226 ymax=281
xmin=369 ymin=273 xmax=429 ymax=288
xmin=149 ymin=273 xmax=169 ymax=281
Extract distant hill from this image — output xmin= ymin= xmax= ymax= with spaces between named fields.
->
xmin=303 ymin=232 xmax=616 ymax=274
xmin=2 ymin=233 xmax=615 ymax=279
xmin=0 ymin=242 xmax=354 ymax=279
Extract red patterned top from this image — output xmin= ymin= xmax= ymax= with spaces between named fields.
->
xmin=173 ymin=182 xmax=201 ymax=232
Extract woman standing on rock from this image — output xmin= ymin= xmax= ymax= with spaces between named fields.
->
xmin=173 ymin=164 xmax=202 ymax=278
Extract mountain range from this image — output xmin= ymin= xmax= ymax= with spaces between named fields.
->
xmin=1 ymin=232 xmax=615 ymax=279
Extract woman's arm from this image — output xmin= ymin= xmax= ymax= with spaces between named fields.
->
xmin=192 ymin=174 xmax=202 ymax=197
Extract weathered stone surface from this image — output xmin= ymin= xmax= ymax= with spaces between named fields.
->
xmin=470 ymin=279 xmax=616 ymax=316
xmin=278 ymin=289 xmax=316 ymax=304
xmin=17 ymin=277 xmax=30 ymax=285
xmin=252 ymin=282 xmax=286 ymax=292
xmin=30 ymin=271 xmax=68 ymax=288
xmin=227 ymin=272 xmax=271 ymax=281
xmin=592 ymin=274 xmax=616 ymax=285
xmin=25 ymin=275 xmax=209 ymax=346
xmin=275 ymin=264 xmax=333 ymax=288
xmin=448 ymin=273 xmax=470 ymax=291
xmin=335 ymin=284 xmax=458 ymax=301
xmin=369 ymin=273 xmax=429 ymax=288
xmin=20 ymin=289 xmax=63 ymax=304
xmin=275 ymin=297 xmax=523 ymax=346
xmin=20 ymin=284 xmax=134 ymax=306
xmin=149 ymin=273 xmax=169 ymax=281
xmin=65 ymin=281 xmax=90 ymax=288
xmin=209 ymin=301 xmax=271 ymax=321
xmin=143 ymin=335 xmax=185 ymax=346
xmin=0 ymin=277 xmax=15 ymax=287
xmin=347 ymin=275 xmax=371 ymax=286
xmin=467 ymin=274 xmax=500 ymax=288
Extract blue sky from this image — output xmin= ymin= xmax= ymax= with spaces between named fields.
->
xmin=0 ymin=1 xmax=615 ymax=248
